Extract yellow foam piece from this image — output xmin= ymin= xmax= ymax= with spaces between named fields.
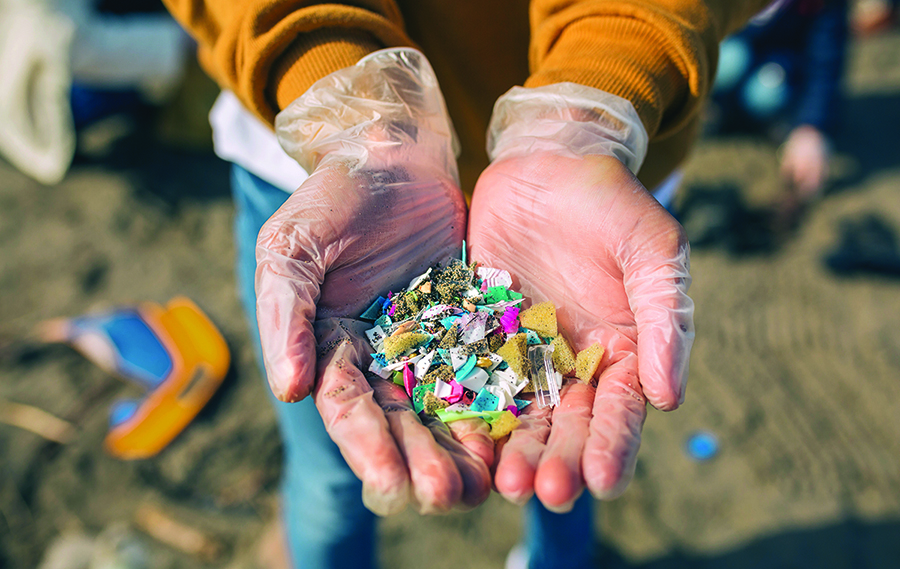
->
xmin=496 ymin=333 xmax=530 ymax=379
xmin=383 ymin=332 xmax=430 ymax=360
xmin=518 ymin=301 xmax=557 ymax=337
xmin=575 ymin=343 xmax=605 ymax=384
xmin=551 ymin=335 xmax=577 ymax=376
xmin=489 ymin=410 xmax=521 ymax=440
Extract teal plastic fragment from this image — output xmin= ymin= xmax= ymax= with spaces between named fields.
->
xmin=437 ymin=348 xmax=452 ymax=366
xmin=455 ymin=354 xmax=477 ymax=380
xmin=471 ymin=388 xmax=500 ymax=413
xmin=374 ymin=314 xmax=393 ymax=329
xmin=514 ymin=398 xmax=531 ymax=411
xmin=361 ymin=297 xmax=386 ymax=320
xmin=440 ymin=316 xmax=459 ymax=329
xmin=524 ymin=329 xmax=543 ymax=345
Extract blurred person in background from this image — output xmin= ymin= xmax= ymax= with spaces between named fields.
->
xmin=0 ymin=0 xmax=191 ymax=184
xmin=851 ymin=0 xmax=897 ymax=34
xmin=161 ymin=1 xmax=772 ymax=569
xmin=708 ymin=0 xmax=850 ymax=208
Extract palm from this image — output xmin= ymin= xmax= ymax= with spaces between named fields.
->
xmin=468 ymin=152 xmax=693 ymax=508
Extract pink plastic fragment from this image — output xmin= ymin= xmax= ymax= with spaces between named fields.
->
xmin=388 ymin=304 xmax=397 ymax=317
xmin=500 ymin=306 xmax=520 ymax=334
xmin=446 ymin=379 xmax=464 ymax=404
xmin=506 ymin=404 xmax=520 ymax=417
xmin=481 ymin=280 xmax=488 ymax=292
xmin=403 ymin=364 xmax=416 ymax=397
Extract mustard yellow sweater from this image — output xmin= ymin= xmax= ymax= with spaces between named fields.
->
xmin=163 ymin=0 xmax=769 ymax=190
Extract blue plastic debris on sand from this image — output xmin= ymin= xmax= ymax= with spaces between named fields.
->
xmin=686 ymin=431 xmax=719 ymax=461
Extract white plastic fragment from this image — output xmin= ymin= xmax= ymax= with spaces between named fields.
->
xmin=477 ymin=266 xmax=513 ymax=288
xmin=365 ymin=325 xmax=387 ymax=352
xmin=368 ymin=359 xmax=392 ymax=380
xmin=457 ymin=367 xmax=489 ymax=392
xmin=414 ymin=349 xmax=436 ymax=379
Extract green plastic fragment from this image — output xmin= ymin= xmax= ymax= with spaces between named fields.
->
xmin=412 ymin=383 xmax=436 ymax=414
xmin=483 ymin=286 xmax=510 ymax=304
xmin=433 ymin=408 xmax=507 ymax=424
xmin=391 ymin=370 xmax=404 ymax=386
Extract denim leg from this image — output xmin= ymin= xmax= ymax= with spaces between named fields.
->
xmin=230 ymin=164 xmax=377 ymax=569
xmin=524 ymin=493 xmax=595 ymax=569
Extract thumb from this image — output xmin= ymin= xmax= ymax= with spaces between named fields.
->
xmin=255 ymin=210 xmax=326 ymax=402
xmin=621 ymin=212 xmax=694 ymax=411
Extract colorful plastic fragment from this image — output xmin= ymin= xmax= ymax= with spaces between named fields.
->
xmin=550 ymin=335 xmax=577 ymax=376
xmin=383 ymin=332 xmax=430 ymax=360
xmin=489 ymin=410 xmax=521 ymax=440
xmin=575 ymin=343 xmax=605 ymax=384
xmin=518 ymin=301 xmax=558 ymax=338
xmin=495 ymin=333 xmax=531 ymax=379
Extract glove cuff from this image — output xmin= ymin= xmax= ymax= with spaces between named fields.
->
xmin=487 ymin=83 xmax=648 ymax=174
xmin=275 ymin=47 xmax=459 ymax=177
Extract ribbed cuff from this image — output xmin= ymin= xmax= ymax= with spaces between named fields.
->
xmin=270 ymin=28 xmax=383 ymax=116
xmin=526 ymin=16 xmax=691 ymax=139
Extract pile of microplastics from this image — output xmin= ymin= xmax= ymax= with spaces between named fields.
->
xmin=360 ymin=252 xmax=605 ymax=440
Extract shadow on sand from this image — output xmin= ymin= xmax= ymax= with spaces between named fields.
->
xmin=600 ymin=518 xmax=900 ymax=569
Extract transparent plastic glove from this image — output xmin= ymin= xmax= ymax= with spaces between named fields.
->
xmin=470 ymin=84 xmax=694 ymax=510
xmin=257 ymin=48 xmax=490 ymax=514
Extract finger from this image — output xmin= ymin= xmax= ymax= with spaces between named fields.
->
xmin=368 ymin=380 xmax=465 ymax=515
xmin=533 ymin=382 xmax=595 ymax=512
xmin=583 ymin=352 xmax=648 ymax=500
xmin=492 ymin=403 xmax=552 ymax=506
xmin=446 ymin=418 xmax=495 ymax=472
xmin=426 ymin=416 xmax=493 ymax=510
xmin=255 ymin=198 xmax=327 ymax=402
xmin=623 ymin=225 xmax=695 ymax=410
xmin=313 ymin=320 xmax=411 ymax=516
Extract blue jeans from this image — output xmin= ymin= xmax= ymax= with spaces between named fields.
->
xmin=230 ymin=163 xmax=595 ymax=569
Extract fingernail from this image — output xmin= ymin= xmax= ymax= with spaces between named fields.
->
xmin=362 ymin=481 xmax=409 ymax=516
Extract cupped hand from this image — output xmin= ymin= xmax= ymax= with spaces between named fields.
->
xmin=256 ymin=158 xmax=492 ymax=515
xmin=253 ymin=48 xmax=494 ymax=515
xmin=468 ymin=152 xmax=694 ymax=511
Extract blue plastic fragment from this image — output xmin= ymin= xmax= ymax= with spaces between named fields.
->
xmin=371 ymin=353 xmax=388 ymax=367
xmin=686 ymin=431 xmax=719 ymax=461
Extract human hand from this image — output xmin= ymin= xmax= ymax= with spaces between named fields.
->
xmin=256 ymin=49 xmax=492 ymax=515
xmin=468 ymin=85 xmax=694 ymax=511
xmin=780 ymin=125 xmax=830 ymax=200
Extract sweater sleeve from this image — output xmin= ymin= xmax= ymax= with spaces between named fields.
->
xmin=161 ymin=0 xmax=414 ymax=125
xmin=526 ymin=0 xmax=773 ymax=140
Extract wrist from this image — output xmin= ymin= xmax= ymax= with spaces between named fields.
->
xmin=275 ymin=48 xmax=459 ymax=177
xmin=487 ymin=83 xmax=648 ymax=174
